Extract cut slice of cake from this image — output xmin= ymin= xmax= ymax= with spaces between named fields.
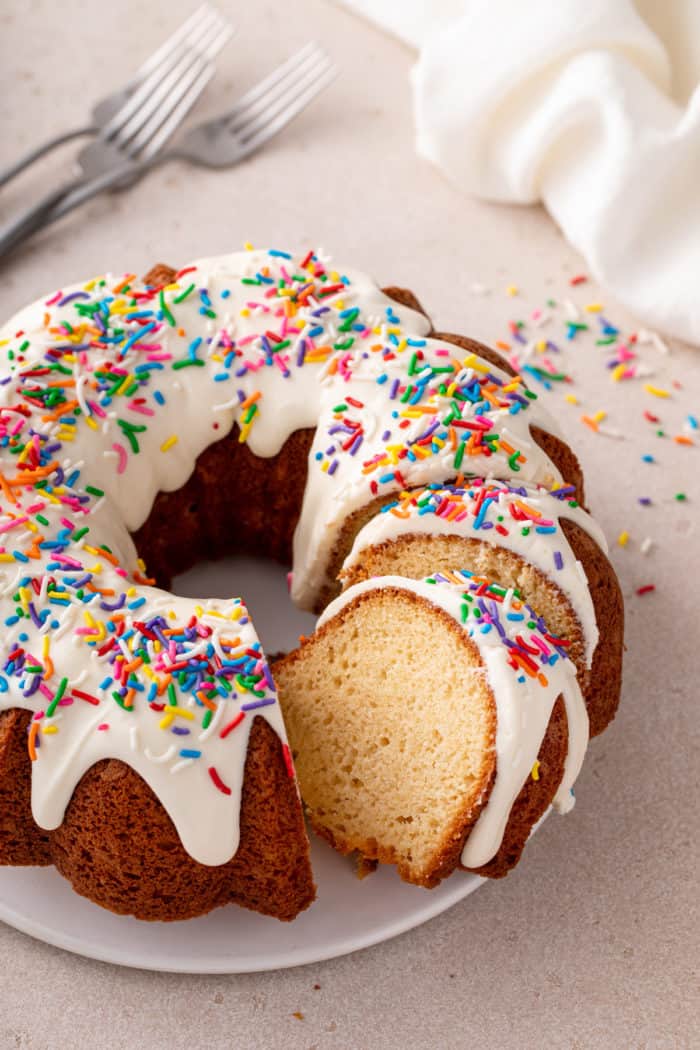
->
xmin=274 ymin=570 xmax=589 ymax=884
xmin=339 ymin=479 xmax=623 ymax=737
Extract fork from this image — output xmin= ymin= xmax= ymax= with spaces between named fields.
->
xmin=0 ymin=4 xmax=228 ymax=190
xmin=0 ymin=43 xmax=336 ymax=259
xmin=0 ymin=10 xmax=234 ymax=258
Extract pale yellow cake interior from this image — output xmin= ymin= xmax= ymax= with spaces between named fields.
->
xmin=275 ymin=589 xmax=497 ymax=886
xmin=340 ymin=533 xmax=586 ymax=678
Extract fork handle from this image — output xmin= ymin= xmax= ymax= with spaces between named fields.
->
xmin=0 ymin=125 xmax=97 ymax=190
xmin=0 ymin=169 xmax=113 ymax=259
xmin=0 ymin=161 xmax=153 ymax=260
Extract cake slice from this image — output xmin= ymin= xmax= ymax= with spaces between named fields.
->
xmin=274 ymin=570 xmax=588 ymax=884
xmin=339 ymin=479 xmax=623 ymax=737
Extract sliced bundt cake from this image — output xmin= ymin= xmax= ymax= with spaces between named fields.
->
xmin=275 ymin=569 xmax=588 ymax=884
xmin=340 ymin=479 xmax=623 ymax=737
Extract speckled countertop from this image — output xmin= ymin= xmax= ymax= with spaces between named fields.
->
xmin=0 ymin=2 xmax=697 ymax=1048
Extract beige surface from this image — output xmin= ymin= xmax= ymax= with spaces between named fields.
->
xmin=0 ymin=2 xmax=698 ymax=1048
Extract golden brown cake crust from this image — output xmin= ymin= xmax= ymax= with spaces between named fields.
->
xmin=0 ymin=710 xmax=315 ymax=921
xmin=133 ymin=425 xmax=313 ymax=586
xmin=142 ymin=262 xmax=179 ymax=288
xmin=561 ymin=519 xmax=624 ymax=736
xmin=0 ymin=710 xmax=51 ymax=866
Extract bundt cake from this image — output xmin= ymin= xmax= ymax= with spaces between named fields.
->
xmin=0 ymin=246 xmax=622 ymax=919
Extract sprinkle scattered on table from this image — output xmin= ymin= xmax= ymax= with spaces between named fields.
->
xmin=487 ymin=274 xmax=697 ymax=601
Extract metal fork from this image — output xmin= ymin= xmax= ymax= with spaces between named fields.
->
xmin=0 ymin=43 xmax=336 ymax=260
xmin=0 ymin=5 xmax=229 ymax=190
xmin=0 ymin=10 xmax=234 ymax=258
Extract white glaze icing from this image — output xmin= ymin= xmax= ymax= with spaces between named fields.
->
xmin=341 ymin=478 xmax=606 ymax=665
xmin=0 ymin=470 xmax=291 ymax=864
xmin=1 ymin=250 xmax=428 ymax=531
xmin=0 ymin=248 xmax=426 ymax=865
xmin=291 ymin=336 xmax=568 ymax=609
xmin=317 ymin=572 xmax=589 ymax=869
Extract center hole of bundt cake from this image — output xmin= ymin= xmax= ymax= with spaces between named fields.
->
xmin=174 ymin=554 xmax=316 ymax=656
xmin=131 ymin=420 xmax=317 ymax=654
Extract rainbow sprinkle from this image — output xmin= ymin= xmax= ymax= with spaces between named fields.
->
xmin=0 ymin=248 xmax=372 ymax=803
xmin=425 ymin=568 xmax=571 ymax=685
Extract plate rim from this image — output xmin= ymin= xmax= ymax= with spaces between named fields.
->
xmin=0 ymin=867 xmax=485 ymax=974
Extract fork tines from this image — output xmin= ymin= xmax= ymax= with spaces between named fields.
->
xmin=135 ymin=4 xmax=224 ymax=79
xmin=104 ymin=5 xmax=234 ymax=150
xmin=227 ymin=43 xmax=336 ymax=148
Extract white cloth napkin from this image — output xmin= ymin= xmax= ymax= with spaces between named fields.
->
xmin=340 ymin=0 xmax=700 ymax=346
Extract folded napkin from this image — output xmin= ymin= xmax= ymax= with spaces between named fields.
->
xmin=340 ymin=0 xmax=700 ymax=345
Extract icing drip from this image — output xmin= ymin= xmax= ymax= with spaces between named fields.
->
xmin=291 ymin=336 xmax=567 ymax=609
xmin=0 ymin=474 xmax=287 ymax=866
xmin=342 ymin=477 xmax=606 ymax=664
xmin=0 ymin=248 xmax=426 ymax=865
xmin=1 ymin=249 xmax=427 ymax=532
xmin=317 ymin=570 xmax=589 ymax=869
